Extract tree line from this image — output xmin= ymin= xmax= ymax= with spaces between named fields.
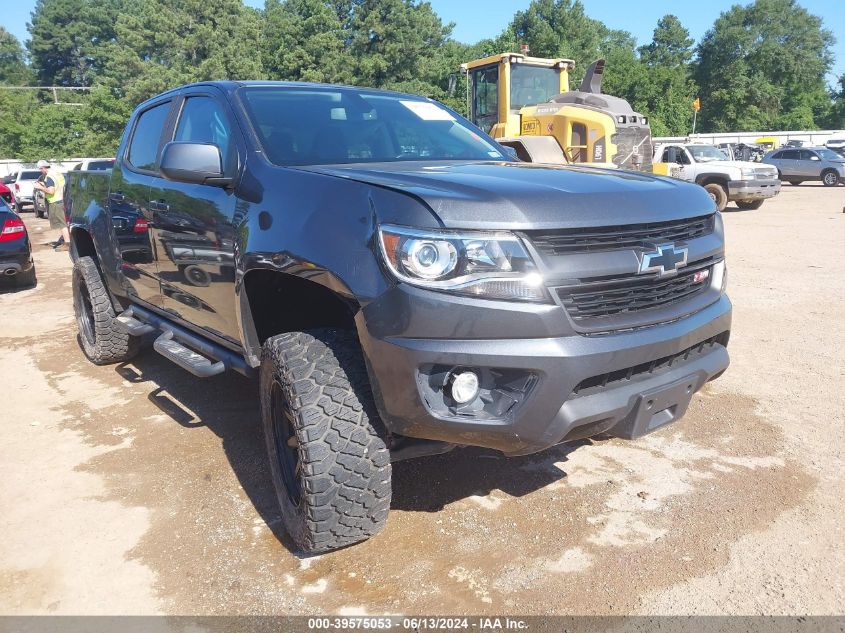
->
xmin=1 ymin=0 xmax=843 ymax=161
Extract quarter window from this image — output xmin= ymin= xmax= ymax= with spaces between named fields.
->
xmin=128 ymin=102 xmax=171 ymax=171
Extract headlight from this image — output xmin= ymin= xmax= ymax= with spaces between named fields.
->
xmin=740 ymin=167 xmax=756 ymax=179
xmin=378 ymin=224 xmax=547 ymax=302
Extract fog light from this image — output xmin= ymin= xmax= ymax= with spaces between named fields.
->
xmin=450 ymin=370 xmax=480 ymax=404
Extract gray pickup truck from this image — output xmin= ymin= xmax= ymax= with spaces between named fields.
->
xmin=65 ymin=81 xmax=731 ymax=553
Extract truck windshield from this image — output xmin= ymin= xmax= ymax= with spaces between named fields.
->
xmin=510 ymin=65 xmax=560 ymax=109
xmin=687 ymin=145 xmax=729 ymax=162
xmin=240 ymin=87 xmax=506 ymax=166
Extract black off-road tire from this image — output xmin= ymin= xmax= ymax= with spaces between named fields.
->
xmin=821 ymin=170 xmax=839 ymax=187
xmin=72 ymin=256 xmax=139 ymax=364
xmin=260 ymin=329 xmax=392 ymax=554
xmin=703 ymin=183 xmax=728 ymax=212
xmin=736 ymin=199 xmax=764 ymax=210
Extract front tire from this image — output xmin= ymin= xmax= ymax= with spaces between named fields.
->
xmin=821 ymin=170 xmax=839 ymax=187
xmin=72 ymin=256 xmax=139 ymax=364
xmin=703 ymin=183 xmax=728 ymax=212
xmin=736 ymin=199 xmax=764 ymax=210
xmin=260 ymin=329 xmax=392 ymax=554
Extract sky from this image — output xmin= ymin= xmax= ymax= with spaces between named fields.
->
xmin=3 ymin=0 xmax=843 ymax=84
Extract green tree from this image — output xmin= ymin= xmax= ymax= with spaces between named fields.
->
xmin=822 ymin=74 xmax=845 ymax=129
xmin=694 ymin=0 xmax=834 ymax=132
xmin=99 ymin=0 xmax=265 ymax=105
xmin=0 ymin=27 xmax=31 ymax=84
xmin=632 ymin=14 xmax=697 ymax=136
xmin=262 ymin=0 xmax=352 ymax=84
xmin=348 ymin=0 xmax=454 ymax=93
xmin=27 ymin=0 xmax=121 ymax=86
xmin=638 ymin=15 xmax=694 ymax=67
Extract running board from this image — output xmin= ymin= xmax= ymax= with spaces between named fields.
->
xmin=118 ymin=303 xmax=254 ymax=378
xmin=154 ymin=331 xmax=225 ymax=377
xmin=115 ymin=307 xmax=156 ymax=336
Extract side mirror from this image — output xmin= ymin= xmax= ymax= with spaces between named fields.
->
xmin=809 ymin=155 xmax=820 ymax=161
xmin=159 ymin=142 xmax=232 ymax=187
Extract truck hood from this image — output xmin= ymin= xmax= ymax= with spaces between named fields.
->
xmin=298 ymin=161 xmax=715 ymax=230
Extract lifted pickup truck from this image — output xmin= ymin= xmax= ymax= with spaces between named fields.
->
xmin=653 ymin=142 xmax=780 ymax=211
xmin=65 ymin=81 xmax=731 ymax=553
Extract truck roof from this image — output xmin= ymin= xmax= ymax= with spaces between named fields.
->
xmin=135 ymin=80 xmax=440 ymax=110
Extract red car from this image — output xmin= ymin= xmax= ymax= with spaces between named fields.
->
xmin=0 ymin=182 xmax=14 ymax=208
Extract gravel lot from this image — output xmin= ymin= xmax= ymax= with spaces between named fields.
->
xmin=1 ymin=183 xmax=843 ymax=615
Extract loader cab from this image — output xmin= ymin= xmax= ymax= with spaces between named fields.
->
xmin=462 ymin=53 xmax=574 ymax=138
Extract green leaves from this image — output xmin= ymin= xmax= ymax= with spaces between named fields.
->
xmin=4 ymin=0 xmax=842 ymax=163
xmin=694 ymin=0 xmax=835 ymax=132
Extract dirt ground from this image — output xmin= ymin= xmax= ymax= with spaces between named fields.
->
xmin=1 ymin=183 xmax=843 ymax=616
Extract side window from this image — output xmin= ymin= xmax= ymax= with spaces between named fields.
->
xmin=175 ymin=97 xmax=236 ymax=175
xmin=800 ymin=150 xmax=819 ymax=161
xmin=128 ymin=102 xmax=171 ymax=171
xmin=771 ymin=151 xmax=783 ymax=159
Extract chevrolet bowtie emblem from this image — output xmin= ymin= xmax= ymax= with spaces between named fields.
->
xmin=640 ymin=243 xmax=688 ymax=277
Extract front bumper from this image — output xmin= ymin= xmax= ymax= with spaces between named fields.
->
xmin=359 ymin=288 xmax=732 ymax=456
xmin=728 ymin=179 xmax=780 ymax=200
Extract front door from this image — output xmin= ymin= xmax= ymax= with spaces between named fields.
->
xmin=147 ymin=93 xmax=241 ymax=342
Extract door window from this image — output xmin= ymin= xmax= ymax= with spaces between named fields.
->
xmin=174 ymin=97 xmax=236 ymax=175
xmin=780 ymin=150 xmax=799 ymax=160
xmin=471 ymin=65 xmax=499 ymax=134
xmin=128 ymin=102 xmax=171 ymax=171
xmin=799 ymin=150 xmax=819 ymax=161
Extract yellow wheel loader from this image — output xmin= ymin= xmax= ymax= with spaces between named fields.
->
xmin=460 ymin=53 xmax=653 ymax=171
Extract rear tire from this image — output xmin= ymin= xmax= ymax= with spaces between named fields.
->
xmin=72 ymin=256 xmax=139 ymax=364
xmin=260 ymin=329 xmax=392 ymax=554
xmin=821 ymin=170 xmax=839 ymax=187
xmin=736 ymin=200 xmax=764 ymax=210
xmin=703 ymin=183 xmax=728 ymax=212
xmin=16 ymin=264 xmax=37 ymax=288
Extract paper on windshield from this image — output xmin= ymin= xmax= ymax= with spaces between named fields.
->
xmin=400 ymin=100 xmax=455 ymax=121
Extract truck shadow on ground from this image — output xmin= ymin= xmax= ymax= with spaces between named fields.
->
xmin=114 ymin=349 xmax=585 ymax=551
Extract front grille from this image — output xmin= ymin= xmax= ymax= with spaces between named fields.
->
xmin=527 ymin=214 xmax=715 ymax=256
xmin=555 ymin=258 xmax=714 ymax=321
xmin=754 ymin=168 xmax=777 ymax=180
xmin=572 ymin=332 xmax=730 ymax=397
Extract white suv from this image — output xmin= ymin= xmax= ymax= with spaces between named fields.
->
xmin=12 ymin=169 xmax=42 ymax=213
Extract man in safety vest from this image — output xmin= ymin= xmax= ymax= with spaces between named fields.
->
xmin=33 ymin=159 xmax=68 ymax=250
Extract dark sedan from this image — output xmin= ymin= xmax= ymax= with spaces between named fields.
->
xmin=0 ymin=199 xmax=36 ymax=287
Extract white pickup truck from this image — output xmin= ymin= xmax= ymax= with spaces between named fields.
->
xmin=653 ymin=143 xmax=781 ymax=211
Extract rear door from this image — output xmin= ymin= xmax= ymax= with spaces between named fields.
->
xmin=112 ymin=98 xmax=174 ymax=306
xmin=147 ymin=90 xmax=242 ymax=342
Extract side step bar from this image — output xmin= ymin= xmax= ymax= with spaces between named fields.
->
xmin=117 ymin=303 xmax=254 ymax=378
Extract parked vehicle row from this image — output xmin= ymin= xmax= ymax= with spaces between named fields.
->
xmin=762 ymin=146 xmax=845 ymax=186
